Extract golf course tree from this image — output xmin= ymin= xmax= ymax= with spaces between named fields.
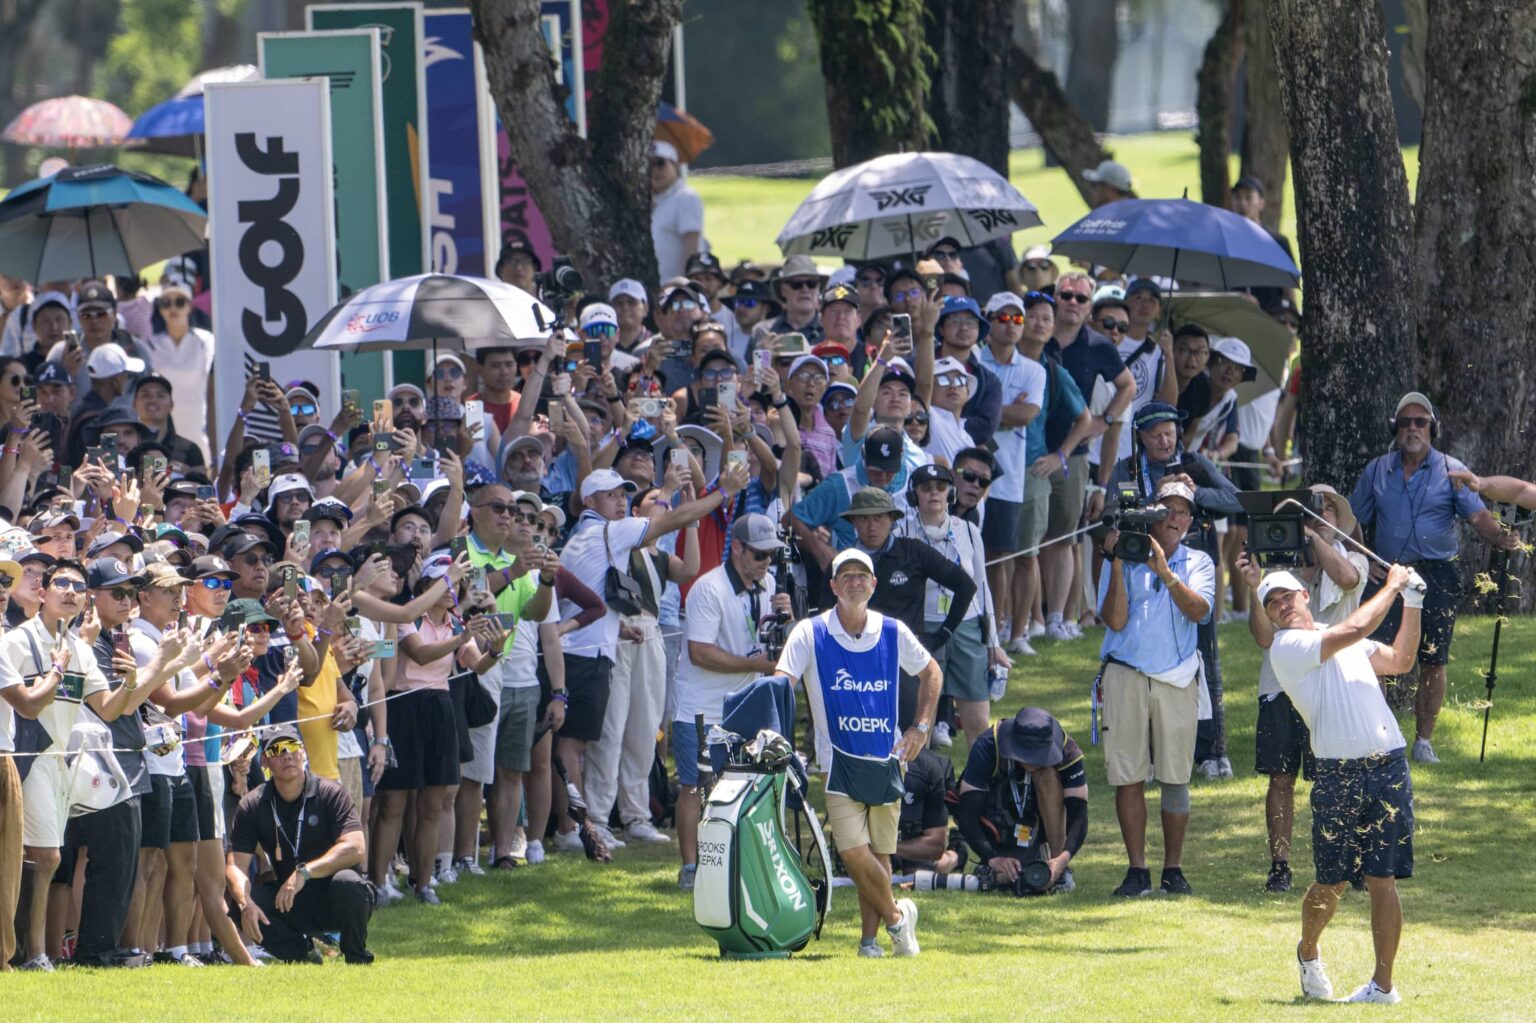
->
xmin=1006 ymin=38 xmax=1118 ymax=206
xmin=922 ymin=0 xmax=1017 ymax=176
xmin=470 ymin=0 xmax=682 ymax=287
xmin=1240 ymin=0 xmax=1289 ymax=233
xmin=1195 ymin=0 xmax=1243 ymax=211
xmin=805 ymin=0 xmax=935 ymax=169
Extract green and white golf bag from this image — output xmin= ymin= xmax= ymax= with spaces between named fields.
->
xmin=693 ymin=730 xmax=831 ymax=959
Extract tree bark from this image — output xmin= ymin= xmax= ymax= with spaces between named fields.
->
xmin=1195 ymin=0 xmax=1243 ymax=209
xmin=1009 ymin=42 xmax=1117 ymax=206
xmin=807 ymin=0 xmax=934 ymax=169
xmin=926 ymin=0 xmax=1015 ymax=175
xmin=1268 ymin=0 xmax=1415 ymax=490
xmin=471 ymin=0 xmax=679 ymax=289
xmin=1064 ymin=0 xmax=1118 ymax=133
xmin=1240 ymin=0 xmax=1288 ymax=231
xmin=1414 ymin=0 xmax=1536 ymax=523
xmin=0 ymin=0 xmax=50 ymax=186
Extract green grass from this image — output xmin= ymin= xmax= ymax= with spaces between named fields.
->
xmin=696 ymin=131 xmax=1422 ymax=273
xmin=6 ymin=614 xmax=1533 ymax=1020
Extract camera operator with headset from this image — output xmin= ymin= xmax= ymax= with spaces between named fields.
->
xmin=953 ymin=707 xmax=1087 ymax=896
xmin=1096 ymin=476 xmax=1215 ymax=898
xmin=1106 ymin=400 xmax=1241 ymax=780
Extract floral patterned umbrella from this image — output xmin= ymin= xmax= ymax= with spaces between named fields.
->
xmin=1 ymin=95 xmax=132 ymax=149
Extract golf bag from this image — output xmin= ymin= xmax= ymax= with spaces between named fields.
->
xmin=693 ymin=728 xmax=831 ymax=959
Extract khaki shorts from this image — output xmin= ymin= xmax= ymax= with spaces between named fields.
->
xmin=825 ymin=791 xmax=900 ymax=856
xmin=337 ymin=758 xmax=364 ymax=817
xmin=1016 ymin=475 xmax=1051 ymax=554
xmin=1101 ymin=660 xmax=1200 ymax=787
xmin=1046 ymin=454 xmax=1090 ymax=539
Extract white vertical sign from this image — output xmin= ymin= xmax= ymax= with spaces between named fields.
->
xmin=205 ymin=78 xmax=341 ymax=444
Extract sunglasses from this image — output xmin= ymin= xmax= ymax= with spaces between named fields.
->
xmin=892 ymin=287 xmax=923 ymax=303
xmin=1022 ymin=261 xmax=1054 ymax=272
xmin=733 ymin=298 xmax=759 ymax=310
xmin=931 ymin=249 xmax=960 ymax=260
xmin=290 ymin=403 xmax=317 ymax=417
xmin=700 ymin=368 xmax=737 ymax=382
xmin=564 ymin=359 xmax=580 ymax=373
xmin=990 ymin=313 xmax=1024 ymax=326
xmin=1097 ymin=318 xmax=1129 ymax=333
xmin=105 ymin=586 xmax=138 ymax=601
xmin=516 ymin=351 xmax=540 ymax=365
xmin=745 ymin=548 xmax=774 ymax=563
xmin=958 ymin=468 xmax=992 ymax=487
xmin=78 ymin=308 xmax=112 ymax=320
xmin=299 ymin=442 xmax=327 ymax=457
xmin=1395 ymin=416 xmax=1432 ymax=430
xmin=583 ymin=324 xmax=617 ymax=339
xmin=664 ymin=298 xmax=699 ymax=312
xmin=434 ymin=364 xmax=465 ymax=379
xmin=264 ymin=741 xmax=304 ymax=758
xmin=477 ymin=500 xmax=514 ymax=516
xmin=276 ymin=492 xmax=309 ymax=504
xmin=199 ymin=577 xmax=234 ymax=590
xmin=824 ymin=355 xmax=847 ymax=367
xmin=156 ymin=297 xmax=189 ymax=309
xmin=241 ymin=554 xmax=274 ymax=567
xmin=1056 ymin=292 xmax=1092 ymax=305
xmin=513 ymin=512 xmax=540 ymax=525
xmin=0 ymin=572 xmax=11 ymax=588
xmin=824 ymin=396 xmax=855 ymax=411
xmin=935 ymin=373 xmax=968 ymax=389
xmin=246 ymin=622 xmax=271 ymax=634
xmin=50 ymin=578 xmax=87 ymax=592
xmin=785 ymin=279 xmax=820 ymax=291
xmin=905 ymin=412 xmax=929 ymax=427
xmin=392 ymin=395 xmax=424 ymax=409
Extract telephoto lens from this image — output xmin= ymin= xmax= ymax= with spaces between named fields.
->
xmin=912 ymin=869 xmax=982 ymax=892
xmin=1017 ymin=859 xmax=1055 ymax=894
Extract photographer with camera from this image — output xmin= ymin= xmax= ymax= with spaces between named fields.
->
xmin=1097 ymin=476 xmax=1214 ymax=897
xmin=952 ymin=707 xmax=1087 ymax=895
xmin=1107 ymin=400 xmax=1241 ymax=779
xmin=671 ymin=513 xmax=791 ymax=891
xmin=1236 ymin=485 xmax=1368 ymax=893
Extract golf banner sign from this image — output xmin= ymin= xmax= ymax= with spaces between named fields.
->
xmin=423 ymin=8 xmax=498 ymax=277
xmin=258 ymin=27 xmax=391 ymax=403
xmin=204 ymin=78 xmax=340 ymax=441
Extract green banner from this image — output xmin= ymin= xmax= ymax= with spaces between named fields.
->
xmin=259 ymin=28 xmax=391 ymax=401
xmin=309 ymin=2 xmax=431 ymax=387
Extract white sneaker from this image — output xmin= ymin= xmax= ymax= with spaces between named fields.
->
xmin=1411 ymin=738 xmax=1439 ymax=764
xmin=857 ymin=942 xmax=885 ymax=958
xmin=1005 ymin=637 xmax=1037 ymax=657
xmin=625 ymin=820 xmax=672 ymax=844
xmin=552 ymin=828 xmax=586 ymax=853
xmin=1217 ymin=756 xmax=1234 ymax=778
xmin=997 ymin=622 xmax=1012 ymax=645
xmin=887 ymin=897 xmax=920 ymax=957
xmin=375 ymin=881 xmax=405 ymax=907
xmin=1197 ymin=758 xmax=1223 ymax=781
xmin=1343 ymin=980 xmax=1400 ymax=1004
xmin=525 ymin=840 xmax=546 ymax=864
xmin=503 ymin=831 xmax=529 ymax=860
xmin=434 ymin=863 xmax=459 ymax=885
xmin=1045 ymin=621 xmax=1073 ymax=642
xmin=932 ymin=722 xmax=953 ymax=748
xmin=591 ymin=823 xmax=626 ymax=849
xmin=1064 ymin=621 xmax=1084 ymax=639
xmin=1027 ymin=621 xmax=1046 ymax=639
xmin=1298 ymin=949 xmax=1334 ymax=999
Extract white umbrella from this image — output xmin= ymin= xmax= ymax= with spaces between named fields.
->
xmin=176 ymin=64 xmax=260 ymax=99
xmin=776 ymin=151 xmax=1041 ymax=261
xmin=301 ymin=273 xmax=555 ymax=355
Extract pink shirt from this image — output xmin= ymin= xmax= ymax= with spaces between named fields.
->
xmin=802 ymin=408 xmax=840 ymax=478
xmin=396 ymin=615 xmax=458 ymax=692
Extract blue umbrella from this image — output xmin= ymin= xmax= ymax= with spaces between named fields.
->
xmin=124 ymin=95 xmax=204 ymax=158
xmin=1050 ymin=197 xmax=1300 ymax=289
xmin=0 ymin=163 xmax=206 ymax=281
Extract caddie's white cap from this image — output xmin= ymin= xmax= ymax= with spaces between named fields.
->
xmin=1257 ymin=570 xmax=1307 ymax=606
xmin=831 ymin=549 xmax=875 ymax=577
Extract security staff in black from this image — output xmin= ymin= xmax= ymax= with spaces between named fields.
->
xmin=226 ymin=726 xmax=375 ymax=964
xmin=955 ymin=707 xmax=1088 ymax=894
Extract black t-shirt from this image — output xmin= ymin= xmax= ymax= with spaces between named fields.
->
xmin=960 ymin=724 xmax=1085 ymax=850
xmin=898 ymin=747 xmax=954 ymax=840
xmin=1046 ymin=326 xmax=1126 ymax=457
xmin=1179 ymin=371 xmax=1213 ymax=420
xmin=815 ymin=538 xmax=975 ymax=645
xmin=229 ymin=772 xmax=362 ymax=884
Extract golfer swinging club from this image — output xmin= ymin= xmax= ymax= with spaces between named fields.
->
xmin=1253 ymin=559 xmax=1425 ymax=1004
xmin=776 ymin=549 xmax=941 ymax=958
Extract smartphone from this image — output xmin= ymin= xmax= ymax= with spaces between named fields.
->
xmin=470 ymin=566 xmax=488 ymax=593
xmin=291 ymin=520 xmax=310 ymax=548
xmin=59 ymin=465 xmax=73 ymax=493
xmin=726 ymin=450 xmax=748 ymax=473
xmin=371 ymin=477 xmax=390 ymax=499
xmin=344 ymin=615 xmax=361 ymax=638
xmin=372 ymin=638 xmax=396 ymax=660
xmin=282 ymin=644 xmax=298 ymax=668
xmin=64 ymin=330 xmax=80 ymax=353
xmin=670 ymin=446 xmax=689 ymax=469
xmin=100 ymin=433 xmax=118 ymax=459
xmin=464 ymin=400 xmax=484 ymax=435
xmin=547 ymin=404 xmax=563 ymax=432
xmin=143 ymin=452 xmax=167 ymax=479
xmin=19 ymin=385 xmax=34 ymax=403
xmin=332 ymin=566 xmax=353 ymax=596
xmin=374 ymin=398 xmax=393 ymax=424
xmin=177 ymin=608 xmax=189 ymax=631
xmin=754 ymin=349 xmax=773 ymax=375
xmin=342 ymin=389 xmax=360 ymax=416
xmin=408 ymin=457 xmax=436 ymax=479
xmin=255 ymin=361 xmax=271 ymax=382
xmin=252 ymin=449 xmax=271 ymax=488
xmin=58 ymin=672 xmax=85 ymax=701
xmin=281 ymin=565 xmax=298 ymax=600
xmin=699 ymin=387 xmax=717 ymax=411
xmin=891 ymin=313 xmax=914 ymax=356
xmin=671 ymin=338 xmax=694 ymax=360
xmin=492 ymin=612 xmax=521 ymax=630
xmin=195 ymin=484 xmax=216 ymax=501
xmin=583 ymin=340 xmax=603 ymax=370
xmin=450 ymin=535 xmax=468 ymax=559
xmin=718 ymin=380 xmax=738 ymax=409
xmin=367 ymin=540 xmax=388 ymax=559
xmin=112 ymin=630 xmax=131 ymax=661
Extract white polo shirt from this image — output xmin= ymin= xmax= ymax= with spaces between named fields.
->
xmin=1258 ymin=546 xmax=1369 ymax=700
xmin=1268 ymin=625 xmax=1406 ymax=760
xmin=976 ymin=344 xmax=1045 ymax=503
xmin=673 ymin=562 xmax=776 ymax=725
xmin=558 ymin=512 xmax=650 ymax=662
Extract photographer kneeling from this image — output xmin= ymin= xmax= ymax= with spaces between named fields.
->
xmin=952 ymin=707 xmax=1086 ymax=895
xmin=1097 ymin=476 xmax=1214 ymax=897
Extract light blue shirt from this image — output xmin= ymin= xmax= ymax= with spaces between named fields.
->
xmin=1097 ymin=544 xmax=1215 ymax=675
xmin=1349 ymin=448 xmax=1484 ymax=563
xmin=838 ymin=422 xmax=928 ymax=490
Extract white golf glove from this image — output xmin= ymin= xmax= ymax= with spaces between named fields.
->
xmin=1402 ymin=568 xmax=1427 ymax=609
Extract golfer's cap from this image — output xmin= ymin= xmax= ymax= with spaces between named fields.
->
xmin=1081 ymin=159 xmax=1134 ymax=192
xmin=76 ymin=280 xmax=116 ymax=310
xmin=1210 ymin=336 xmax=1258 ymax=380
xmin=30 ymin=289 xmax=72 ymax=316
xmin=298 ymin=423 xmax=335 ymax=449
xmin=609 ymin=278 xmax=648 ymax=304
xmin=434 ymin=351 xmax=466 ymax=372
xmin=831 ymin=549 xmax=875 ymax=577
xmin=649 ymin=140 xmax=680 ymax=164
xmin=731 ymin=513 xmax=783 ymax=553
xmin=908 ymin=463 xmax=954 ymax=490
xmin=87 ymin=343 xmax=145 ymax=379
xmin=305 ymin=498 xmax=353 ymax=526
xmin=812 ymin=340 xmax=850 ymax=360
xmin=35 ymin=361 xmax=71 ymax=387
xmin=133 ymin=373 xmax=174 ymax=395
xmin=86 ymin=530 xmax=144 ymax=557
xmin=685 ymin=251 xmax=726 ymax=280
xmin=821 ymin=283 xmax=859 ymax=310
xmin=1396 ymin=391 xmax=1436 ymax=419
xmin=1021 ymin=245 xmax=1055 ymax=265
xmin=142 ymin=561 xmax=191 ymax=588
xmin=984 ymin=291 xmax=1024 ymax=315
xmin=1155 ymin=477 xmax=1196 ymax=507
xmin=510 ymin=490 xmax=544 ymax=513
xmin=539 ymin=505 xmax=567 ymax=531
xmin=580 ymin=468 xmax=638 ymax=500
xmin=158 ymin=280 xmax=193 ymax=300
xmin=579 ymin=303 xmax=618 ymax=330
xmin=1257 ymin=570 xmax=1307 ymax=607
xmin=261 ymin=723 xmax=304 ymax=753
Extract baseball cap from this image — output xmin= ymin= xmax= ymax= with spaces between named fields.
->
xmin=880 ymin=356 xmax=916 ymax=393
xmin=908 ymin=463 xmax=954 ymax=490
xmin=86 ymin=531 xmax=144 ymax=557
xmin=579 ymin=303 xmax=618 ymax=331
xmin=932 ymin=357 xmax=976 ymax=399
xmin=1020 ymin=244 xmax=1054 ymax=265
xmin=984 ymin=292 xmax=1024 ymax=316
xmin=1133 ymin=400 xmax=1188 ymax=431
xmin=1082 ymin=159 xmax=1134 ymax=193
xmin=496 ymin=237 xmax=543 ymax=273
xmin=94 ymin=406 xmax=147 ymax=432
xmin=141 ymin=561 xmax=191 ymax=589
xmin=221 ymin=531 xmax=277 ymax=558
xmin=266 ymin=473 xmax=313 ymax=506
xmin=580 ymin=468 xmax=638 ymax=500
xmin=831 ymin=549 xmax=875 ymax=577
xmin=1155 ymin=477 xmax=1196 ymax=507
xmin=260 ymin=723 xmax=304 ymax=755
xmin=721 ymin=279 xmax=780 ymax=314
xmin=133 ymin=373 xmax=174 ymax=395
xmin=308 ymin=547 xmax=351 ymax=574
xmin=786 ymin=354 xmax=827 ymax=380
xmin=822 ymin=381 xmax=857 ymax=405
xmin=841 ymin=486 xmax=899 ymax=519
xmin=389 ymin=382 xmax=426 ymax=406
xmin=1210 ymin=337 xmax=1258 ymax=380
xmin=1257 ymin=570 xmax=1307 ymax=607
xmin=36 ymin=361 xmax=71 ymax=387
xmin=812 ymin=340 xmax=850 ymax=360
xmin=305 ymin=498 xmax=353 ymax=526
xmin=86 ymin=557 xmax=145 ymax=590
xmin=1234 ymin=174 xmax=1266 ymax=195
xmin=609 ymin=278 xmax=648 ymax=304
xmin=996 ymin=707 xmax=1065 ymax=767
xmin=685 ymin=252 xmax=726 ymax=280
xmin=821 ymin=283 xmax=859 ymax=310
xmin=87 ymin=343 xmax=146 ymax=379
xmin=76 ymin=280 xmax=116 ymax=310
xmin=862 ymin=428 xmax=903 ymax=474
xmin=1125 ymin=278 xmax=1163 ymax=302
xmin=731 ymin=513 xmax=783 ymax=554
xmin=649 ymin=139 xmax=680 ymax=164
xmin=1395 ymin=391 xmax=1436 ymax=419
xmin=158 ymin=280 xmax=193 ymax=300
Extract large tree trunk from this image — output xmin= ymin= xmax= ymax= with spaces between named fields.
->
xmin=472 ymin=0 xmax=679 ymax=288
xmin=807 ymin=0 xmax=934 ymax=168
xmin=1009 ymin=41 xmax=1118 ymax=206
xmin=926 ymin=0 xmax=1014 ymax=175
xmin=0 ymin=0 xmax=50 ymax=187
xmin=1195 ymin=0 xmax=1243 ymax=208
xmin=1268 ymin=0 xmax=1415 ymax=490
xmin=1240 ymin=0 xmax=1288 ymax=231
xmin=1064 ymin=0 xmax=1118 ymax=133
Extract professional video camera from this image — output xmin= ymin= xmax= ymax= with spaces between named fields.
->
xmin=1103 ymin=487 xmax=1169 ymax=563
xmin=756 ymin=529 xmax=806 ymax=660
xmin=1237 ymin=489 xmax=1323 ymax=568
xmin=912 ymin=859 xmax=1056 ymax=896
xmin=535 ymin=256 xmax=584 ymax=305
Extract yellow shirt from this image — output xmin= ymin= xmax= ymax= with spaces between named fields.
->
xmin=296 ymin=637 xmax=342 ymax=781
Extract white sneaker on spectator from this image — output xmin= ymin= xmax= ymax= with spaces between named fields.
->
xmin=626 ymin=820 xmax=672 ymax=844
xmin=857 ymin=942 xmax=885 ymax=958
xmin=1064 ymin=621 xmax=1084 ymax=639
xmin=503 ymin=831 xmax=529 ymax=860
xmin=1298 ymin=947 xmax=1334 ymax=999
xmin=1005 ymin=637 xmax=1037 ymax=657
xmin=932 ymin=722 xmax=953 ymax=748
xmin=435 ymin=863 xmax=459 ymax=885
xmin=1343 ymin=980 xmax=1400 ymax=1004
xmin=1027 ymin=621 xmax=1046 ymax=639
xmin=1217 ymin=757 xmax=1234 ymax=778
xmin=552 ymin=828 xmax=586 ymax=853
xmin=591 ymin=823 xmax=626 ymax=849
xmin=887 ymin=898 xmax=920 ymax=957
xmin=1197 ymin=758 xmax=1223 ymax=781
xmin=453 ymin=856 xmax=486 ymax=877
xmin=375 ymin=881 xmax=405 ymax=907
xmin=1411 ymin=738 xmax=1439 ymax=764
xmin=1045 ymin=621 xmax=1074 ymax=642
xmin=525 ymin=840 xmax=546 ymax=864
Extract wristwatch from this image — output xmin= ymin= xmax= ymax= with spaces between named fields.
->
xmin=296 ymin=862 xmax=312 ymax=882
xmin=915 ymin=722 xmax=930 ymax=736
xmin=1102 ymin=412 xmax=1117 ymax=425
